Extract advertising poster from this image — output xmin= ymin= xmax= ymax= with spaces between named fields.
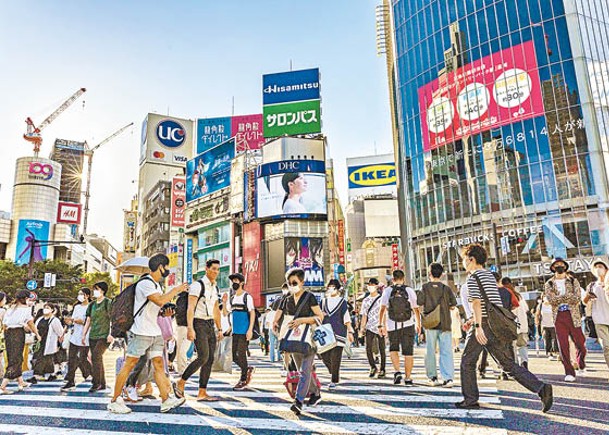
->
xmin=57 ymin=202 xmax=82 ymax=225
xmin=186 ymin=138 xmax=235 ymax=202
xmin=141 ymin=113 xmax=193 ymax=167
xmin=123 ymin=211 xmax=137 ymax=253
xmin=197 ymin=117 xmax=231 ymax=154
xmin=337 ymin=220 xmax=345 ymax=265
xmin=256 ymin=160 xmax=327 ymax=219
xmin=231 ymin=114 xmax=264 ymax=151
xmin=418 ymin=41 xmax=545 ymax=152
xmin=263 ymin=68 xmax=321 ymax=105
xmin=170 ymin=177 xmax=186 ymax=227
xmin=263 ymin=99 xmax=321 ymax=138
xmin=15 ymin=220 xmax=50 ymax=266
xmin=242 ymin=222 xmax=263 ymax=307
xmin=285 ymin=237 xmax=324 ymax=287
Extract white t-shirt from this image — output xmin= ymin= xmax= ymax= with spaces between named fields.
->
xmin=555 ymin=279 xmax=567 ymax=296
xmin=590 ymin=282 xmax=609 ymax=325
xmin=130 ymin=278 xmax=162 ymax=337
xmin=283 ymin=198 xmax=306 ymax=214
xmin=460 ymin=283 xmax=473 ymax=319
xmin=361 ymin=293 xmax=383 ymax=334
xmin=226 ymin=292 xmax=255 ymax=313
xmin=3 ymin=306 xmax=33 ymax=329
xmin=380 ymin=285 xmax=418 ymax=332
xmin=540 ymin=302 xmax=554 ymax=328
xmin=189 ymin=276 xmax=219 ymax=320
xmin=70 ymin=304 xmax=89 ymax=346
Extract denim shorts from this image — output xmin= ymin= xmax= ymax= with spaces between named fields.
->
xmin=126 ymin=332 xmax=164 ymax=359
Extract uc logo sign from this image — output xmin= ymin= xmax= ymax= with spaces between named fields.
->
xmin=348 ymin=164 xmax=396 ymax=187
xmin=156 ymin=119 xmax=186 ymax=148
xmin=28 ymin=162 xmax=54 ymax=180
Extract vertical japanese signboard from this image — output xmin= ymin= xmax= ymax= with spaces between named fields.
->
xmin=337 ymin=220 xmax=345 ymax=265
xmin=242 ymin=222 xmax=263 ymax=307
xmin=392 ymin=244 xmax=400 ymax=270
xmin=170 ymin=177 xmax=186 ymax=228
xmin=197 ymin=114 xmax=264 ymax=154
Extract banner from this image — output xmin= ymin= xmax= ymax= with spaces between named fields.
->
xmin=197 ymin=114 xmax=264 ymax=154
xmin=263 ymin=68 xmax=320 ymax=105
xmin=15 ymin=220 xmax=50 ymax=266
xmin=123 ymin=211 xmax=137 ymax=253
xmin=419 ymin=41 xmax=544 ymax=152
xmin=263 ymin=99 xmax=321 ymax=137
xmin=285 ymin=237 xmax=324 ymax=287
xmin=186 ymin=138 xmax=235 ymax=202
xmin=337 ymin=220 xmax=345 ymax=265
xmin=57 ymin=202 xmax=82 ymax=225
xmin=242 ymin=222 xmax=263 ymax=307
xmin=186 ymin=238 xmax=193 ymax=284
xmin=170 ymin=177 xmax=186 ymax=227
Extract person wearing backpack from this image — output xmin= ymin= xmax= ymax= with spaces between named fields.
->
xmin=175 ymin=259 xmax=223 ymax=402
xmin=378 ymin=270 xmax=421 ymax=386
xmin=418 ymin=263 xmax=457 ymax=388
xmin=458 ymin=243 xmax=553 ymax=413
xmin=359 ymin=278 xmax=386 ymax=378
xmin=108 ymin=254 xmax=189 ymax=414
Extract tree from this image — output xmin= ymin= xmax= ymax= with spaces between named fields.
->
xmin=0 ymin=260 xmax=83 ymax=301
xmin=82 ymin=272 xmax=119 ymax=298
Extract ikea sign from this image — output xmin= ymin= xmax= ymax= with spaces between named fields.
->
xmin=348 ymin=163 xmax=397 ymax=188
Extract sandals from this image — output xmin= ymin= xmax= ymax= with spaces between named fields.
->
xmin=18 ymin=383 xmax=31 ymax=391
xmin=196 ymin=396 xmax=220 ymax=402
xmin=172 ymin=382 xmax=184 ymax=399
xmin=0 ymin=389 xmax=13 ymax=395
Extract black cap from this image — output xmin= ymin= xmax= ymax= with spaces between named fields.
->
xmin=228 ymin=273 xmax=245 ymax=283
xmin=15 ymin=290 xmax=31 ymax=300
xmin=367 ymin=278 xmax=379 ymax=285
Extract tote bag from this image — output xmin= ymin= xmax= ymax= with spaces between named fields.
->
xmin=279 ymin=293 xmax=315 ymax=354
xmin=312 ymin=322 xmax=337 ymax=354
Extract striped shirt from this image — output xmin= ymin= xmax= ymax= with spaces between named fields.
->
xmin=467 ymin=269 xmax=503 ymax=318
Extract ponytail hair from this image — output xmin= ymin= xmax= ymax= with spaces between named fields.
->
xmin=281 ymin=172 xmax=303 ymax=207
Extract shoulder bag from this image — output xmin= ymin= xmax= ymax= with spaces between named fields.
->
xmin=279 ymin=293 xmax=315 ymax=354
xmin=473 ymin=275 xmax=518 ymax=342
xmin=421 ymin=285 xmax=446 ymax=330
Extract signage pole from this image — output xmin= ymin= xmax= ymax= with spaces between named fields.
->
xmin=27 ymin=238 xmax=37 ymax=280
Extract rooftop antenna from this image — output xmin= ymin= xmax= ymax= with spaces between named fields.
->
xmin=374 ymin=141 xmax=378 ymax=155
xmin=232 ymin=96 xmax=235 ymax=116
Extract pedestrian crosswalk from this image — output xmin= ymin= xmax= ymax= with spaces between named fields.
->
xmin=0 ymin=347 xmax=509 ymax=434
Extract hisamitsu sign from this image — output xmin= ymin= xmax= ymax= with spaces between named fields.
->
xmin=263 ymin=68 xmax=320 ymax=105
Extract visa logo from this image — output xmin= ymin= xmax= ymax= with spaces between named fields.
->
xmin=349 ymin=164 xmax=396 ymax=187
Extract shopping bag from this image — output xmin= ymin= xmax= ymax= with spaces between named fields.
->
xmin=212 ymin=336 xmax=233 ymax=373
xmin=312 ymin=323 xmax=337 ymax=354
xmin=279 ymin=323 xmax=314 ymax=354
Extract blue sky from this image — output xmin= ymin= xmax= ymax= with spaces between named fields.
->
xmin=0 ymin=1 xmax=392 ymax=248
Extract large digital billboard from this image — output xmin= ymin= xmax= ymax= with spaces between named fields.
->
xmin=186 ymin=138 xmax=235 ymax=202
xmin=255 ymin=160 xmax=327 ymax=219
xmin=418 ymin=41 xmax=545 ymax=152
xmin=15 ymin=220 xmax=50 ymax=266
xmin=285 ymin=237 xmax=324 ymax=287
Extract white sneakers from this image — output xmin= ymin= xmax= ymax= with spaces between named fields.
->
xmin=428 ymin=378 xmax=441 ymax=387
xmin=160 ymin=396 xmax=186 ymax=413
xmin=108 ymin=397 xmax=132 ymax=414
xmin=576 ymin=369 xmax=586 ymax=377
xmin=564 ymin=375 xmax=576 ymax=382
xmin=124 ymin=386 xmax=142 ymax=403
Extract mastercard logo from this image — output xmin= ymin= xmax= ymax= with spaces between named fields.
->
xmin=153 ymin=151 xmax=166 ymax=159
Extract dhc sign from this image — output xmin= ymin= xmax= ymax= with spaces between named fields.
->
xmin=156 ymin=119 xmax=186 ymax=148
xmin=348 ymin=163 xmax=397 ymax=188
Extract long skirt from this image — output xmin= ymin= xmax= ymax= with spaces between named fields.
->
xmin=3 ymin=328 xmax=25 ymax=380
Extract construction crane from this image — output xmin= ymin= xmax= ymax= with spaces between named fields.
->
xmin=24 ymin=87 xmax=87 ymax=155
xmin=82 ymin=122 xmax=134 ymax=235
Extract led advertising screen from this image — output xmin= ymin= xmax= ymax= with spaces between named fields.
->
xmin=256 ymin=160 xmax=327 ymax=219
xmin=15 ymin=219 xmax=50 ymax=266
xmin=285 ymin=237 xmax=324 ymax=288
xmin=186 ymin=138 xmax=235 ymax=202
xmin=418 ymin=41 xmax=545 ymax=152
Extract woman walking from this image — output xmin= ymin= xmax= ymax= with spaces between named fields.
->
xmin=451 ymin=304 xmax=463 ymax=352
xmin=537 ymin=296 xmax=558 ymax=360
xmin=33 ymin=303 xmax=65 ymax=381
xmin=1 ymin=290 xmax=40 ymax=394
xmin=61 ymin=288 xmax=92 ymax=391
xmin=0 ymin=292 xmax=7 ymax=379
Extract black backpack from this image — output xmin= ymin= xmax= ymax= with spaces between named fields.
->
xmin=388 ymin=285 xmax=413 ymax=323
xmin=110 ymin=275 xmax=154 ymax=338
xmin=175 ymin=279 xmax=205 ymax=327
xmin=230 ymin=292 xmax=261 ymax=340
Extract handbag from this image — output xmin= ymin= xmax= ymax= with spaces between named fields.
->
xmin=279 ymin=293 xmax=315 ymax=354
xmin=313 ymin=321 xmax=337 ymax=354
xmin=473 ymin=275 xmax=518 ymax=342
xmin=422 ymin=286 xmax=447 ymax=330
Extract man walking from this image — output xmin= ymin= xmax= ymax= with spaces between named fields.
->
xmin=584 ymin=259 xmax=609 ymax=381
xmin=108 ymin=254 xmax=189 ymax=414
xmin=359 ymin=278 xmax=386 ymax=378
xmin=378 ymin=270 xmax=420 ymax=386
xmin=458 ymin=244 xmax=553 ymax=413
xmin=418 ymin=263 xmax=457 ymax=387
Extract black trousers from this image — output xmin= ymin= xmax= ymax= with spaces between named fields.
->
xmin=320 ymin=346 xmax=343 ymax=383
xmin=461 ymin=322 xmax=544 ymax=405
xmin=365 ymin=330 xmax=386 ymax=371
xmin=3 ymin=329 xmax=25 ymax=380
xmin=89 ymin=338 xmax=109 ymax=388
xmin=543 ymin=327 xmax=558 ymax=354
xmin=65 ymin=343 xmax=91 ymax=383
xmin=182 ymin=319 xmax=216 ymax=389
xmin=232 ymin=334 xmax=249 ymax=382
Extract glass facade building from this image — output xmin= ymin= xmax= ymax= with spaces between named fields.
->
xmin=390 ymin=0 xmax=609 ymax=291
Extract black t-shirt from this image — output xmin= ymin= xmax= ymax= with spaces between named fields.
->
xmin=417 ymin=282 xmax=457 ymax=331
xmin=282 ymin=291 xmax=319 ymax=319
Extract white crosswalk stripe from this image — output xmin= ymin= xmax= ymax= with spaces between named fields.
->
xmin=0 ymin=347 xmax=507 ymax=434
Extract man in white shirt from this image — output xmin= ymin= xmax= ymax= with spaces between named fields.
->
xmin=583 ymin=259 xmax=609 ymax=379
xmin=378 ymin=270 xmax=421 ymax=386
xmin=176 ymin=259 xmax=223 ymax=401
xmin=109 ymin=254 xmax=189 ymax=414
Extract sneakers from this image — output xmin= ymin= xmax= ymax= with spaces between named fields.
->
xmin=233 ymin=380 xmax=248 ymax=391
xmin=455 ymin=400 xmax=480 ymax=409
xmin=442 ymin=380 xmax=454 ymax=388
xmin=377 ymin=370 xmax=386 ymax=379
xmin=89 ymin=385 xmax=106 ymax=393
xmin=548 ymin=355 xmax=557 ymax=361
xmin=123 ymin=386 xmax=142 ymax=402
xmin=576 ymin=369 xmax=586 ymax=377
xmin=428 ymin=377 xmax=441 ymax=387
xmin=246 ymin=367 xmax=255 ymax=385
xmin=280 ymin=369 xmax=288 ymax=377
xmin=60 ymin=381 xmax=76 ymax=392
xmin=369 ymin=368 xmax=378 ymax=378
xmin=46 ymin=375 xmax=57 ymax=382
xmin=539 ymin=383 xmax=553 ymax=413
xmin=108 ymin=397 xmax=132 ymax=414
xmin=393 ymin=372 xmax=403 ymax=385
xmin=160 ymin=395 xmax=186 ymax=413
xmin=564 ymin=375 xmax=576 ymax=382
xmin=307 ymin=393 xmax=322 ymax=407
xmin=328 ymin=382 xmax=337 ymax=390
xmin=404 ymin=378 xmax=414 ymax=387
xmin=290 ymin=399 xmax=303 ymax=416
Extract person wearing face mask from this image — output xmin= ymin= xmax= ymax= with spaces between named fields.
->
xmin=61 ymin=289 xmax=93 ymax=391
xmin=223 ymin=273 xmax=256 ymax=390
xmin=360 ymin=278 xmax=387 ymax=378
xmin=544 ymin=258 xmax=587 ymax=382
xmin=319 ymin=279 xmax=354 ymax=389
xmin=82 ymin=281 xmax=113 ymax=393
xmin=583 ymin=259 xmax=609 ymax=381
xmin=270 ymin=284 xmax=290 ymax=373
xmin=32 ymin=303 xmax=64 ymax=381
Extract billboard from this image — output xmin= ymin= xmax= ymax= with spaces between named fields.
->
xmin=140 ymin=113 xmax=194 ymax=166
xmin=347 ymin=153 xmax=397 ymax=201
xmin=364 ymin=199 xmax=400 ymax=238
xmin=285 ymin=237 xmax=324 ymax=287
xmin=123 ymin=211 xmax=137 ymax=253
xmin=263 ymin=99 xmax=321 ymax=137
xmin=51 ymin=139 xmax=86 ymax=204
xmin=15 ymin=220 xmax=50 ymax=266
xmin=242 ymin=222 xmax=263 ymax=307
xmin=197 ymin=114 xmax=264 ymax=155
xmin=186 ymin=238 xmax=193 ymax=284
xmin=170 ymin=177 xmax=186 ymax=227
xmin=255 ymin=160 xmax=327 ymax=219
xmin=419 ymin=41 xmax=544 ymax=152
xmin=186 ymin=138 xmax=235 ymax=202
xmin=263 ymin=68 xmax=321 ymax=105
xmin=57 ymin=202 xmax=82 ymax=225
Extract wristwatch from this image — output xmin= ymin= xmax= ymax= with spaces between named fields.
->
xmin=474 ymin=323 xmax=480 ymax=328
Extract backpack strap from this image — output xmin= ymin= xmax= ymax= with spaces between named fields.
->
xmin=134 ymin=276 xmax=154 ymax=319
xmin=366 ymin=295 xmax=382 ymax=317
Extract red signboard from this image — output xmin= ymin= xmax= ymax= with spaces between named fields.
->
xmin=337 ymin=220 xmax=345 ymax=265
xmin=170 ymin=177 xmax=186 ymax=227
xmin=57 ymin=202 xmax=82 ymax=225
xmin=391 ymin=244 xmax=399 ymax=271
xmin=231 ymin=114 xmax=264 ymax=152
xmin=243 ymin=222 xmax=263 ymax=307
xmin=419 ymin=41 xmax=545 ymax=152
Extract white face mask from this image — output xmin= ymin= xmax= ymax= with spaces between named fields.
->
xmin=282 ymin=289 xmax=289 ymax=295
xmin=288 ymin=285 xmax=300 ymax=295
xmin=43 ymin=308 xmax=52 ymax=315
xmin=367 ymin=285 xmax=377 ymax=293
xmin=77 ymin=295 xmax=85 ymax=303
xmin=93 ymin=290 xmax=101 ymax=299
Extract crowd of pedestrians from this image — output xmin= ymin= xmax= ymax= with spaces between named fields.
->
xmin=3 ymin=244 xmax=609 ymax=417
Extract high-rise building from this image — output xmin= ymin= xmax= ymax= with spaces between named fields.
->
xmin=386 ymin=0 xmax=609 ymax=292
xmin=50 ymin=139 xmax=86 ymax=204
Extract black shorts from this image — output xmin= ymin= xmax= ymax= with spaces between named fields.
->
xmin=388 ymin=325 xmax=415 ymax=356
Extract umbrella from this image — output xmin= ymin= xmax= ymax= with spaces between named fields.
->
xmin=116 ymin=256 xmax=150 ymax=275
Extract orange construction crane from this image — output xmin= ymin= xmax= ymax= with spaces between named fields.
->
xmin=24 ymin=87 xmax=87 ymax=155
